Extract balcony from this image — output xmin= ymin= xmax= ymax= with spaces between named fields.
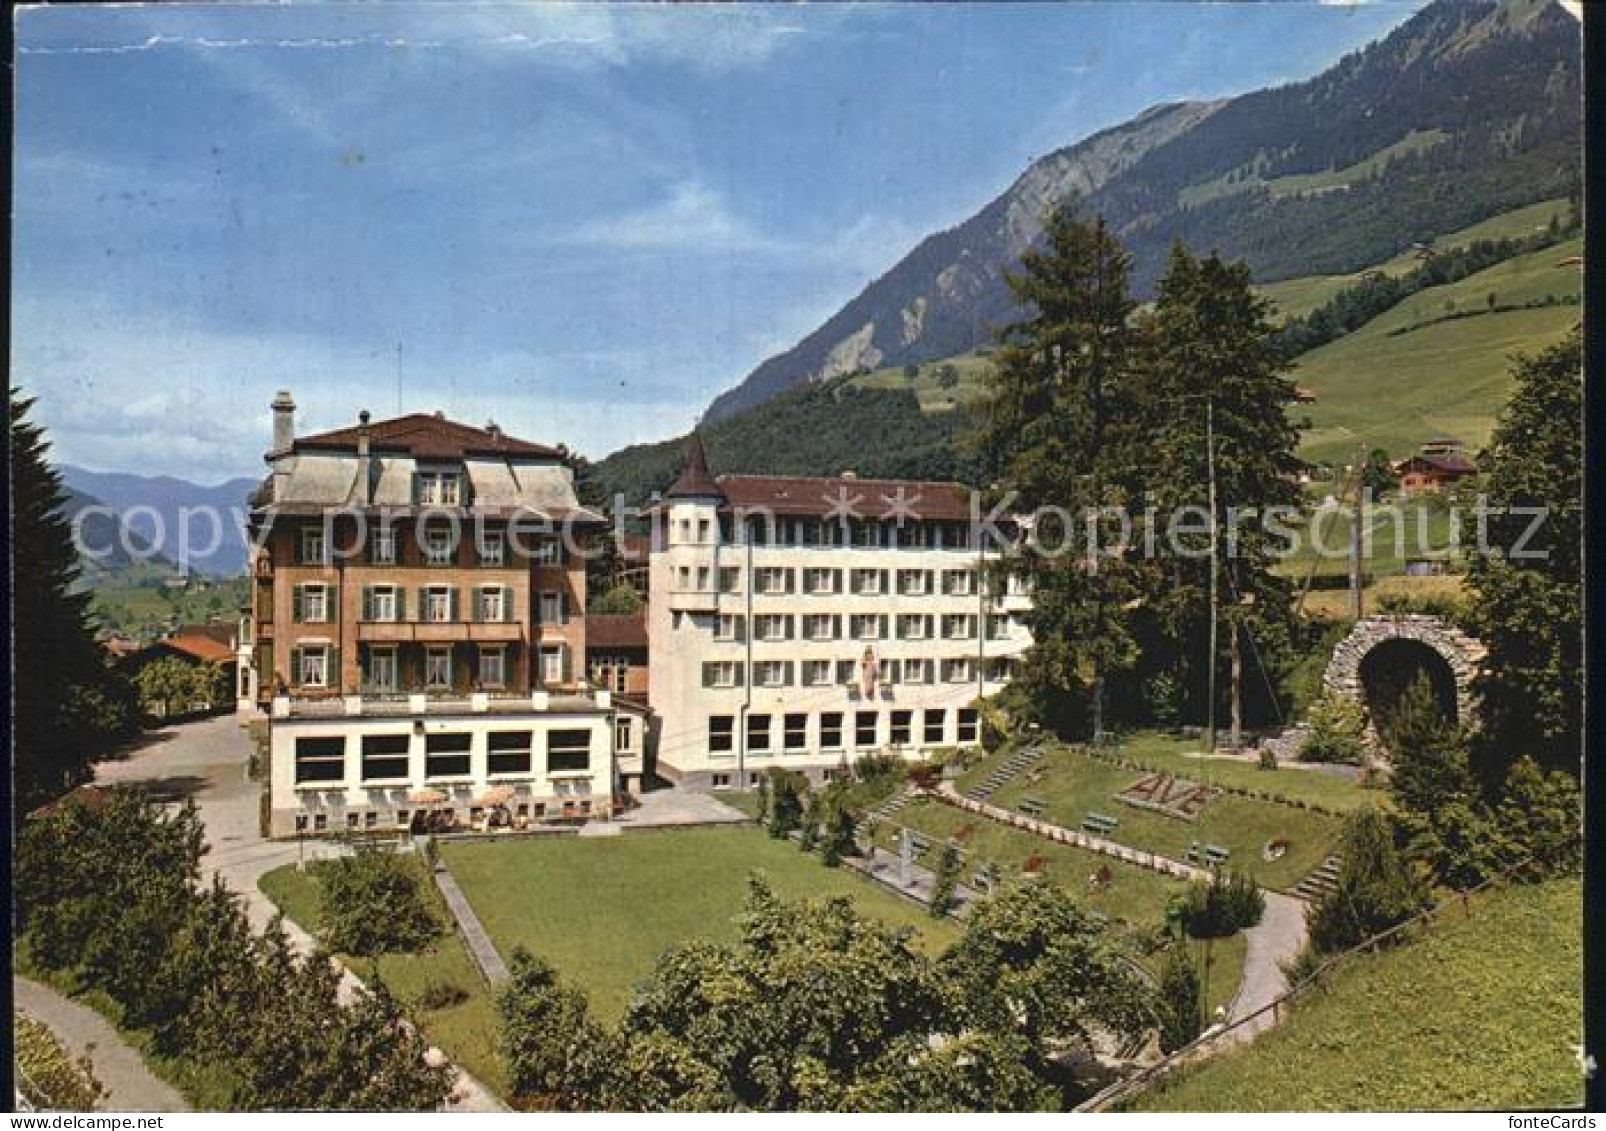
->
xmin=356 ymin=620 xmax=525 ymax=644
xmin=273 ymin=688 xmax=611 ymax=720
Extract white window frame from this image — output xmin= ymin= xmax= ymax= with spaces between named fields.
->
xmin=755 ymin=567 xmax=789 ymax=595
xmin=539 ymin=645 xmax=566 ymax=685
xmin=755 ymin=614 xmax=790 ymax=642
xmin=419 ymin=471 xmax=462 ymax=507
xmin=615 ymin=717 xmax=634 ymax=753
xmin=479 ymin=530 xmax=506 ymax=566
xmin=367 ymin=645 xmax=398 ymax=691
xmin=851 ymin=568 xmax=883 ymax=596
xmin=424 ymin=586 xmax=453 ymax=624
xmin=802 ymin=659 xmax=833 ymax=687
xmin=479 ymin=587 xmax=506 ymax=623
xmin=850 ymin=614 xmax=883 ymax=641
xmin=302 ymin=584 xmax=329 ymax=624
xmin=424 ymin=528 xmax=455 ymax=566
xmin=714 ymin=614 xmax=743 ymax=642
xmin=754 ymin=661 xmax=788 ymax=688
xmin=301 ymin=527 xmax=327 ymax=565
xmin=479 ymin=645 xmax=507 ymax=689
xmin=299 ymin=645 xmax=329 ymax=688
xmin=945 ymin=658 xmax=975 ymax=683
xmin=804 ymin=567 xmax=837 ymax=595
xmin=803 ymin=614 xmax=836 ymax=642
xmin=539 ymin=591 xmax=565 ymax=624
xmin=372 ymin=528 xmax=397 ymax=565
xmin=425 ymin=646 xmax=453 ymax=689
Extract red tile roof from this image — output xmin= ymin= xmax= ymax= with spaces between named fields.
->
xmin=161 ymin=627 xmax=236 ymax=664
xmin=714 ymin=474 xmax=976 ymax=521
xmin=295 ymin=413 xmax=561 ymax=460
xmin=665 ymin=434 xmax=724 ymax=500
xmin=1397 ymin=454 xmax=1475 ymax=476
xmin=586 ymin=614 xmax=647 ymax=650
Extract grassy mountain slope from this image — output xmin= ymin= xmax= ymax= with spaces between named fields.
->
xmin=705 ymin=0 xmax=1580 ymax=423
xmin=1296 ymin=234 xmax=1580 ymax=462
xmin=1130 ymin=877 xmax=1583 ymax=1111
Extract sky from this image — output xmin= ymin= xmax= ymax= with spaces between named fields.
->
xmin=13 ymin=0 xmax=1426 ymax=484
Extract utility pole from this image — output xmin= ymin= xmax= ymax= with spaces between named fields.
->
xmin=1205 ymin=399 xmax=1218 ymax=754
xmin=1348 ymin=447 xmax=1365 ymax=620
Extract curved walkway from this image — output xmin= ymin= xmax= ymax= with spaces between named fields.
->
xmin=14 ymin=976 xmax=189 ymax=1112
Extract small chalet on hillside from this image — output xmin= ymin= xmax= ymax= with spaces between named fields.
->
xmin=1394 ymin=438 xmax=1475 ymax=495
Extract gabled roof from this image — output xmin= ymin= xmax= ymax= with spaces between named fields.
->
xmin=159 ymin=627 xmax=237 ymax=664
xmin=664 ymin=434 xmax=725 ymax=500
xmin=294 ymin=413 xmax=561 ymax=460
xmin=1397 ymin=453 xmax=1475 ymax=475
xmin=715 ymin=474 xmax=975 ymax=521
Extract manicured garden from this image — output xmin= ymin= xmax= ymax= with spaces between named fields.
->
xmin=978 ymin=741 xmax=1346 ymax=891
xmin=440 ymin=826 xmax=961 ymax=1021
xmin=1131 ymin=878 xmax=1584 ymax=1111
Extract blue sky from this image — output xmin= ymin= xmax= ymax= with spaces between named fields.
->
xmin=14 ymin=0 xmax=1424 ymax=483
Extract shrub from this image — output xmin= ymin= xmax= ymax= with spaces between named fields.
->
xmin=929 ymin=842 xmax=962 ymax=918
xmin=1156 ymin=946 xmax=1204 ymax=1053
xmin=1179 ymin=869 xmax=1264 ymax=938
xmin=417 ymin=978 xmax=470 ymax=1011
xmin=1257 ymin=746 xmax=1278 ymax=771
xmin=853 ymin=751 xmax=904 ymax=784
xmin=765 ymin=769 xmax=806 ymax=839
xmin=1300 ymin=693 xmax=1365 ymax=764
xmin=1307 ymin=807 xmax=1427 ymax=954
xmin=314 ymin=848 xmax=441 ymax=957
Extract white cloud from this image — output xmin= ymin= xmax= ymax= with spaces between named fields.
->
xmin=563 ymin=181 xmax=787 ymax=254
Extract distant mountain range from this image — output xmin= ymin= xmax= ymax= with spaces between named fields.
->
xmin=703 ymin=0 xmax=1580 ymax=422
xmin=59 ymin=466 xmax=257 ymax=578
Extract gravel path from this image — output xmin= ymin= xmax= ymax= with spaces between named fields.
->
xmin=1224 ymin=890 xmax=1309 ymax=1039
xmin=14 ymin=977 xmax=190 ymax=1112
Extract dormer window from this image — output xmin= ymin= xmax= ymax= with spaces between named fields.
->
xmin=300 ymin=527 xmax=327 ymax=566
xmin=417 ymin=471 xmax=462 ymax=507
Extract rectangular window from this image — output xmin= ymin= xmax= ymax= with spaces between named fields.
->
xmin=711 ymin=773 xmax=731 ymax=789
xmin=360 ymin=734 xmax=410 ymax=782
xmin=534 ymin=541 xmax=561 ymax=566
xmin=784 ymin=713 xmax=807 ymax=751
xmin=478 ymin=531 xmax=505 ymax=566
xmin=803 ymin=567 xmax=838 ymax=595
xmin=424 ymin=528 xmax=455 ymax=566
xmin=746 ymin=714 xmax=772 ymax=753
xmin=539 ymin=591 xmax=565 ymax=624
xmin=854 ymin=711 xmax=878 ymax=748
xmin=802 ymin=614 xmax=837 ymax=642
xmin=849 ymin=614 xmax=884 ymax=641
xmin=696 ymin=566 xmax=711 ymax=591
xmin=298 ymin=645 xmax=329 ymax=688
xmin=418 ymin=472 xmax=462 ymax=507
xmin=754 ymin=660 xmax=789 ymax=688
xmin=923 ymin=709 xmax=946 ymax=745
xmin=547 ymin=729 xmax=592 ymax=773
xmin=424 ymin=587 xmax=453 ymax=623
xmin=897 ymin=614 xmax=930 ymax=640
xmin=301 ymin=584 xmax=329 ymax=624
xmin=944 ymin=658 xmax=974 ymax=683
xmin=714 ymin=613 xmax=744 ymax=642
xmin=425 ymin=732 xmax=472 ymax=779
xmin=615 ymin=718 xmax=634 ymax=753
xmin=942 ymin=614 xmax=975 ymax=640
xmin=957 ymin=708 xmax=980 ymax=744
xmin=479 ymin=645 xmax=507 ymax=689
xmin=755 ymin=567 xmax=791 ymax=595
xmin=294 ymin=736 xmax=345 ymax=784
xmin=366 ymin=646 xmax=398 ymax=692
xmin=904 ymin=658 xmax=933 ymax=685
xmin=878 ymin=658 xmax=900 ymax=685
xmin=755 ymin=614 xmax=791 ymax=642
xmin=488 ymin=730 xmax=533 ymax=775
xmin=890 ymin=709 xmax=913 ymax=746
xmin=478 ymin=587 xmax=507 ymax=623
xmin=708 ymin=715 xmax=734 ymax=753
xmin=819 ymin=712 xmax=844 ymax=750
xmin=835 ymin=659 xmax=856 ymax=686
xmin=897 ymin=569 xmax=931 ymax=596
xmin=367 ymin=585 xmax=399 ymax=623
xmin=702 ymin=660 xmax=742 ymax=688
xmin=987 ymin=615 xmax=1010 ymax=640
xmin=300 ymin=527 xmax=327 ymax=566
xmin=371 ymin=527 xmax=397 ymax=565
xmin=850 ymin=568 xmax=884 ymax=595
xmin=425 ymin=646 xmax=453 ymax=689
xmin=801 ymin=659 xmax=833 ymax=687
xmin=943 ymin=569 xmax=975 ymax=596
xmin=539 ymin=646 xmax=566 ymax=685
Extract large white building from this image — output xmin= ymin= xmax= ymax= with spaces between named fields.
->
xmin=648 ymin=437 xmax=1031 ymax=789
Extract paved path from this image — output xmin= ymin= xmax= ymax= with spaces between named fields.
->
xmin=14 ymin=976 xmax=189 ymax=1112
xmin=614 ymin=785 xmax=750 ymax=829
xmin=846 ymin=842 xmax=979 ymax=918
xmin=88 ymin=715 xmax=506 ymax=1112
xmin=431 ymin=860 xmax=510 ymax=984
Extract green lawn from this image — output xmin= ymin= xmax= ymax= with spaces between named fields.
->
xmin=1131 ymin=877 xmax=1584 ymax=1111
xmin=440 ymin=827 xmax=961 ymax=1022
xmin=259 ymin=862 xmax=505 ymax=1096
xmin=981 ymin=743 xmax=1344 ymax=891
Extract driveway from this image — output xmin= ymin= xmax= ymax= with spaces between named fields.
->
xmin=87 ymin=714 xmax=504 ymax=1111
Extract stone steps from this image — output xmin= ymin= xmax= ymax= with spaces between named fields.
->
xmin=1292 ymin=853 xmax=1344 ymax=901
xmin=867 ymin=788 xmax=915 ymax=824
xmin=962 ymin=743 xmax=1044 ymax=802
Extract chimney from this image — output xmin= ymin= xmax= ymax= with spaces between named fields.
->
xmin=271 ymin=391 xmax=296 ymax=455
xmin=356 ymin=410 xmax=373 ymax=505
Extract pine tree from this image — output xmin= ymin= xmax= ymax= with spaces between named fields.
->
xmin=1464 ymin=329 xmax=1582 ymax=780
xmin=978 ymin=203 xmax=1145 ymax=737
xmin=1306 ymin=807 xmax=1427 ymax=954
xmin=11 ymin=390 xmax=137 ymax=808
xmin=1141 ymin=245 xmax=1303 ymax=740
xmin=1156 ymin=945 xmax=1204 ymax=1053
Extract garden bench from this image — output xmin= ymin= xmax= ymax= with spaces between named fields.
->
xmin=1083 ymin=812 xmax=1120 ymax=836
xmin=1017 ymin=795 xmax=1047 ymax=819
xmin=906 ymin=832 xmax=933 ymax=858
xmin=1185 ymin=841 xmax=1232 ymax=867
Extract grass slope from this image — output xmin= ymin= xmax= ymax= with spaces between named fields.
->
xmin=441 ymin=827 xmax=960 ymax=1021
xmin=1131 ymin=877 xmax=1584 ymax=1111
